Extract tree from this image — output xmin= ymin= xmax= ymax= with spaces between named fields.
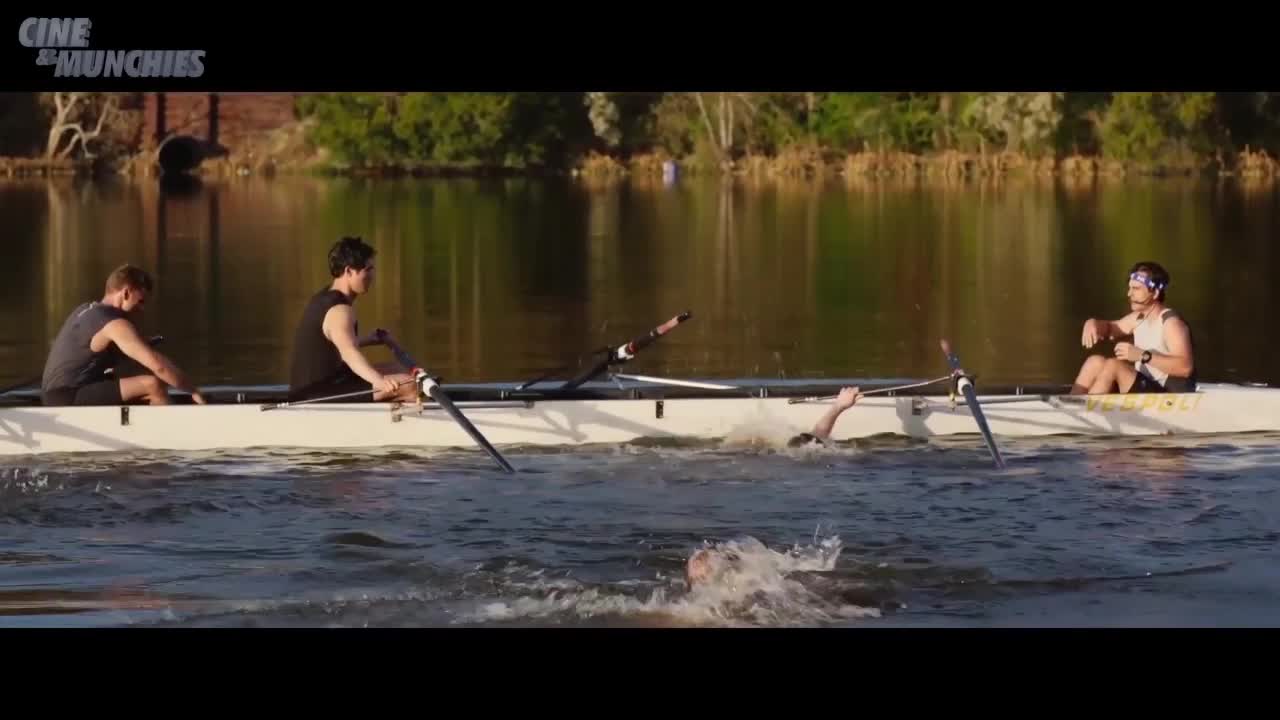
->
xmin=691 ymin=92 xmax=762 ymax=163
xmin=43 ymin=91 xmax=119 ymax=160
xmin=295 ymin=93 xmax=405 ymax=167
xmin=964 ymin=92 xmax=1064 ymax=155
xmin=585 ymin=92 xmax=621 ymax=149
xmin=1099 ymin=92 xmax=1216 ymax=163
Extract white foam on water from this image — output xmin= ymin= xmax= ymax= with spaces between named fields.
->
xmin=466 ymin=534 xmax=880 ymax=627
xmin=722 ymin=414 xmax=807 ymax=450
xmin=0 ymin=467 xmax=57 ymax=497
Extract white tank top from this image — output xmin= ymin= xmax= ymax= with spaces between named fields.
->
xmin=1134 ymin=308 xmax=1178 ymax=385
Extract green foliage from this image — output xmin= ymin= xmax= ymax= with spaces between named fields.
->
xmin=1099 ymin=92 xmax=1217 ymax=163
xmin=812 ymin=93 xmax=939 ymax=153
xmin=650 ymin=93 xmax=702 ymax=158
xmin=609 ymin=92 xmax=663 ymax=154
xmin=1054 ymin=92 xmax=1110 ymax=155
xmin=296 ymin=93 xmax=590 ymax=170
xmin=15 ymin=89 xmax=1259 ymax=173
xmin=963 ymin=93 xmax=1063 ymax=156
xmin=739 ymin=93 xmax=810 ymax=155
xmin=296 ymin=93 xmax=404 ymax=167
xmin=394 ymin=93 xmax=514 ymax=166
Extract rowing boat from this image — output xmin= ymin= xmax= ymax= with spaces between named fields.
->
xmin=3 ymin=314 xmax=1274 ymax=461
xmin=1 ymin=376 xmax=1277 ymax=458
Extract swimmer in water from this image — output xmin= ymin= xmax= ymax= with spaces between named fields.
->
xmin=685 ymin=547 xmax=720 ymax=587
xmin=787 ymin=386 xmax=862 ymax=447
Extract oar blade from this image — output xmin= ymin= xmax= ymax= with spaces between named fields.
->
xmin=939 ymin=339 xmax=1006 ymax=469
xmin=423 ymin=380 xmax=516 ymax=474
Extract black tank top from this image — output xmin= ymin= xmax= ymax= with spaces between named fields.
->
xmin=41 ymin=301 xmax=129 ymax=393
xmin=289 ymin=288 xmax=358 ymax=396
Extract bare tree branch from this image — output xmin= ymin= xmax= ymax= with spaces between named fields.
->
xmin=694 ymin=92 xmax=723 ymax=159
xmin=46 ymin=93 xmax=117 ymax=160
xmin=727 ymin=93 xmax=735 ymax=152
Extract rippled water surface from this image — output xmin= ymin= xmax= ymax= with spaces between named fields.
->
xmin=4 ymin=433 xmax=1278 ymax=627
xmin=4 ymin=176 xmax=1280 ymax=627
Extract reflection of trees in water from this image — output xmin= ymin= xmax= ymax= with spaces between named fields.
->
xmin=11 ymin=176 xmax=1280 ymax=388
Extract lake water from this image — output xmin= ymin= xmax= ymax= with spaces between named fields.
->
xmin=2 ymin=174 xmax=1278 ymax=627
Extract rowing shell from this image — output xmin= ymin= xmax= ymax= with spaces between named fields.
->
xmin=0 ymin=379 xmax=1276 ymax=457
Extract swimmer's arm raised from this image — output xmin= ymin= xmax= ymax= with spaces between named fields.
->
xmin=810 ymin=386 xmax=861 ymax=440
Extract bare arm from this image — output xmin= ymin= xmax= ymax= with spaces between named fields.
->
xmin=1145 ymin=316 xmax=1195 ymax=378
xmin=1083 ymin=312 xmax=1140 ymax=347
xmin=100 ymin=319 xmax=199 ymax=395
xmin=810 ymin=387 xmax=860 ymax=440
xmin=322 ymin=305 xmax=390 ymax=388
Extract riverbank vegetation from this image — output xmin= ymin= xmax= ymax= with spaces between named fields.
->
xmin=2 ymin=92 xmax=1279 ymax=181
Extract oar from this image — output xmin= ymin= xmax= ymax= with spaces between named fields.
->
xmin=559 ymin=311 xmax=693 ymax=391
xmin=378 ymin=332 xmax=516 ymax=474
xmin=939 ymin=339 xmax=1005 ymax=469
xmin=0 ymin=335 xmax=166 ymax=397
xmin=259 ymin=378 xmax=415 ymax=410
xmin=0 ymin=376 xmax=41 ymax=397
xmin=787 ymin=374 xmax=953 ymax=404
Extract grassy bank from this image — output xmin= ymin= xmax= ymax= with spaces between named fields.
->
xmin=575 ymin=146 xmax=1280 ymax=183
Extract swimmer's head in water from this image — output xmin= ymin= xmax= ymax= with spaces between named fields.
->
xmin=686 ymin=549 xmax=714 ymax=587
xmin=685 ymin=546 xmax=745 ymax=588
xmin=787 ymin=432 xmax=822 ymax=448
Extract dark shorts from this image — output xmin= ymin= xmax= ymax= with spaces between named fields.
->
xmin=1129 ymin=373 xmax=1197 ymax=394
xmin=42 ymin=379 xmax=123 ymax=406
xmin=288 ymin=372 xmax=376 ymax=403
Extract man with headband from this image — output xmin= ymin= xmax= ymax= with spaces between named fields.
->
xmin=1071 ymin=261 xmax=1196 ymax=394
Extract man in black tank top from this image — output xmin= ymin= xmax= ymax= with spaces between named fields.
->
xmin=41 ymin=264 xmax=206 ymax=406
xmin=287 ymin=237 xmax=418 ymax=403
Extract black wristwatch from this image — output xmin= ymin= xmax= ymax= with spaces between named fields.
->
xmin=1140 ymin=350 xmax=1152 ymax=364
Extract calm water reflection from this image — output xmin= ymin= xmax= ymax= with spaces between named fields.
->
xmin=1 ymin=175 xmax=1276 ymax=389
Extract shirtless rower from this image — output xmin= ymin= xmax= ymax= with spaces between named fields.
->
xmin=287 ymin=236 xmax=419 ymax=403
xmin=1071 ymin=261 xmax=1196 ymax=395
xmin=40 ymin=264 xmax=205 ymax=406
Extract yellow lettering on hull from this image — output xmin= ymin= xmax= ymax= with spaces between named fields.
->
xmin=1083 ymin=393 xmax=1203 ymax=413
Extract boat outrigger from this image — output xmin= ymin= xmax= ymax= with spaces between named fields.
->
xmin=1 ymin=312 xmax=1277 ymax=465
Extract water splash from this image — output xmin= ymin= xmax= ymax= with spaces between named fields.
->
xmin=466 ymin=534 xmax=880 ymax=627
xmin=0 ymin=467 xmax=57 ymax=498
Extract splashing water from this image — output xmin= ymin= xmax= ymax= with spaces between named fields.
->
xmin=467 ymin=534 xmax=880 ymax=627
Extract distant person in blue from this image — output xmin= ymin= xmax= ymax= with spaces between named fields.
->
xmin=1071 ymin=261 xmax=1197 ymax=395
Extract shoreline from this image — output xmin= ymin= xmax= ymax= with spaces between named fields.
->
xmin=3 ymin=146 xmax=1277 ymax=184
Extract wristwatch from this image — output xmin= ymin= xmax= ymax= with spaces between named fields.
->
xmin=1140 ymin=350 xmax=1152 ymax=364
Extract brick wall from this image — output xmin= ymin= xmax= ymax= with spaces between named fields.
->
xmin=142 ymin=93 xmax=298 ymax=149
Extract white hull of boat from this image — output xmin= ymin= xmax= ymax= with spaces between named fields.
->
xmin=0 ymin=383 xmax=1277 ymax=457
